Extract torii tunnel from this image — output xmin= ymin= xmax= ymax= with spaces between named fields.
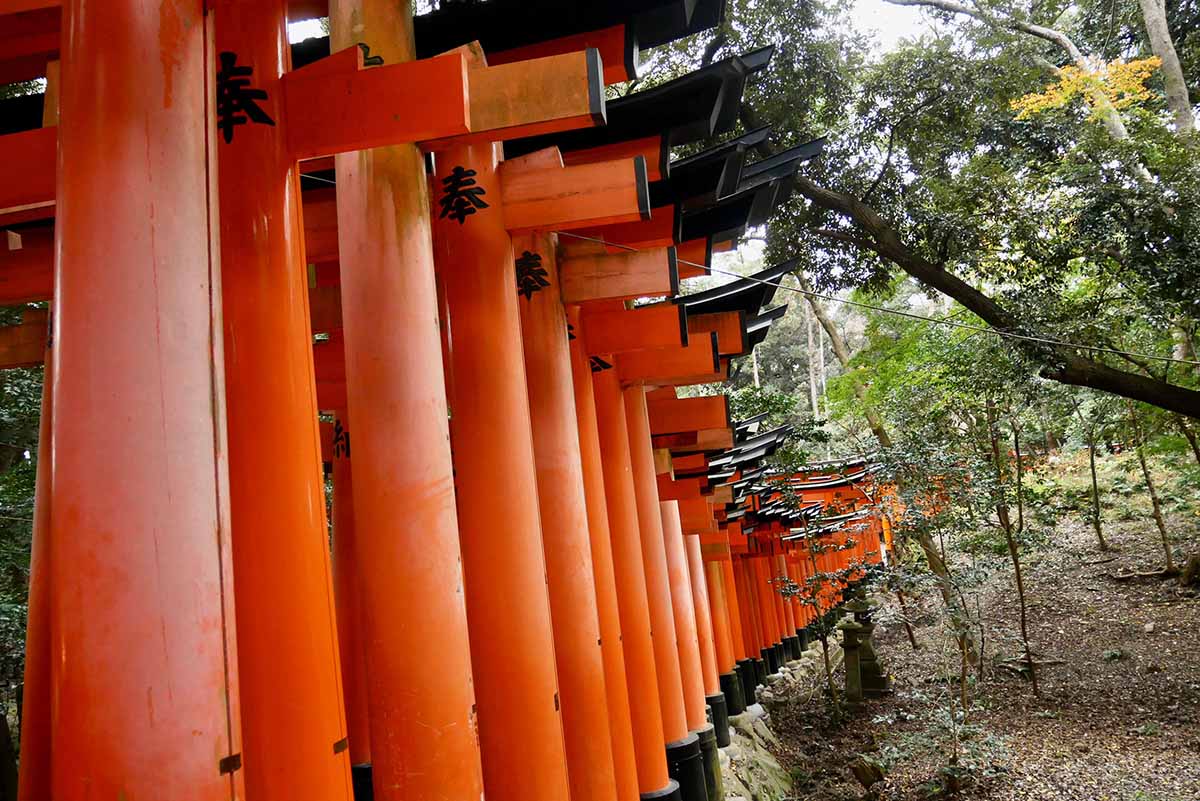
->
xmin=0 ymin=1 xmax=884 ymax=799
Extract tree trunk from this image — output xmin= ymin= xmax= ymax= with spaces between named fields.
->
xmin=1130 ymin=406 xmax=1176 ymax=573
xmin=796 ymin=272 xmax=894 ymax=447
xmin=1138 ymin=0 xmax=1196 ymax=133
xmin=914 ymin=528 xmax=978 ymax=665
xmin=1175 ymin=415 xmax=1200 ymax=468
xmin=987 ymin=401 xmax=1039 ymax=696
xmin=1012 ymin=421 xmax=1026 ymax=535
xmin=805 ymin=300 xmax=820 ymax=417
xmin=1088 ymin=441 xmax=1109 ymax=551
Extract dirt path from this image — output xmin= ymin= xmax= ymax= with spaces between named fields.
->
xmin=769 ymin=515 xmax=1200 ymax=800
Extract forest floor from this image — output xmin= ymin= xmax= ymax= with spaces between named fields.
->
xmin=769 ymin=504 xmax=1200 ymax=800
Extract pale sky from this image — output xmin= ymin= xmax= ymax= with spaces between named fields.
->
xmin=852 ymin=0 xmax=938 ymax=53
xmin=290 ymin=1 xmax=938 ymax=52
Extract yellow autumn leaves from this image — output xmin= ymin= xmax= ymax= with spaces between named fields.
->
xmin=1011 ymin=57 xmax=1162 ymax=120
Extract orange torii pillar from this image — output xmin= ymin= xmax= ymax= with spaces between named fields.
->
xmin=214 ymin=3 xmax=352 ymax=797
xmin=720 ymin=557 xmax=757 ymax=706
xmin=703 ymin=559 xmax=745 ymax=718
xmin=754 ymin=555 xmax=784 ymax=674
xmin=328 ymin=3 xmax=484 ymax=800
xmin=737 ymin=556 xmax=771 ymax=684
xmin=330 ymin=411 xmax=371 ymax=775
xmin=764 ymin=548 xmax=792 ymax=663
xmin=431 ymin=142 xmax=570 ymax=801
xmin=568 ymin=309 xmax=642 ymax=801
xmin=48 ymin=1 xmax=242 ymax=795
xmin=685 ymin=534 xmax=732 ymax=743
xmin=17 ymin=341 xmax=51 ymax=801
xmin=775 ymin=552 xmax=800 ymax=661
xmin=624 ymin=388 xmax=708 ymax=801
xmin=516 ymin=231 xmax=620 ymax=801
xmin=661 ymin=502 xmax=723 ymax=801
xmin=592 ymin=368 xmax=680 ymax=801
xmin=785 ymin=552 xmax=811 ymax=650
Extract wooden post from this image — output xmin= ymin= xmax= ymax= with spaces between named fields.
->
xmin=431 ymin=141 xmax=570 ymax=801
xmin=49 ymin=1 xmax=242 ymax=794
xmin=331 ymin=410 xmax=371 ymax=767
xmin=329 ymin=4 xmax=485 ymax=801
xmin=17 ymin=342 xmax=50 ymax=801
xmin=592 ymin=368 xmax=679 ymax=801
xmin=703 ymin=560 xmax=746 ymax=715
xmin=516 ymin=232 xmax=620 ymax=801
xmin=214 ymin=3 xmax=352 ymax=796
xmin=659 ymin=502 xmax=708 ymax=733
xmin=623 ymin=388 xmax=707 ymax=801
xmin=685 ymin=536 xmax=724 ymax=706
xmin=568 ymin=308 xmax=643 ymax=801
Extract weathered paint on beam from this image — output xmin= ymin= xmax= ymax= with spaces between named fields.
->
xmin=559 ymin=246 xmax=677 ymax=304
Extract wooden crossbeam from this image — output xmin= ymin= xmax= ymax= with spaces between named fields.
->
xmin=616 ymin=332 xmax=719 ymax=385
xmin=675 ymin=237 xmax=711 ymax=279
xmin=0 ymin=229 xmax=52 ymax=304
xmin=0 ymin=127 xmax=55 ymax=218
xmin=563 ymin=136 xmax=667 ymax=182
xmin=571 ymin=204 xmax=677 ymax=250
xmin=652 ymin=427 xmax=735 ymax=453
xmin=309 ymin=285 xmax=343 ymax=333
xmin=558 ymin=245 xmax=677 ymax=304
xmin=647 ymin=394 xmax=731 ymax=435
xmin=490 ymin=24 xmax=633 ymax=85
xmin=672 ymin=452 xmax=708 ymax=475
xmin=303 ymin=188 xmax=339 ymax=264
xmin=679 ymin=497 xmax=717 ymax=533
xmin=283 ymin=47 xmax=471 ymax=160
xmin=581 ymin=302 xmax=686 ymax=356
xmin=421 ymin=48 xmax=605 ymax=148
xmin=0 ymin=307 xmax=47 ymax=369
xmin=657 ymin=475 xmax=705 ymax=502
xmin=500 ymin=155 xmax=648 ymax=232
xmin=687 ymin=310 xmax=748 ymax=355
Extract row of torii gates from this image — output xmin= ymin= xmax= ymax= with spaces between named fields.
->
xmin=0 ymin=1 xmax=886 ymax=799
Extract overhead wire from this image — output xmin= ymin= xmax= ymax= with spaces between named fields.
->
xmin=552 ymin=229 xmax=1200 ymax=368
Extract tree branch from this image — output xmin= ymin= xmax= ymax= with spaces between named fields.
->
xmin=792 ymin=174 xmax=1200 ymax=418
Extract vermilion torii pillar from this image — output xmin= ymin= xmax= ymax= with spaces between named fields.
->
xmin=661 ymin=501 xmax=723 ymax=801
xmin=432 ymin=140 xmax=571 ymax=801
xmin=516 ymin=229 xmax=620 ymax=801
xmin=213 ymin=3 xmax=351 ymax=796
xmin=592 ymin=367 xmax=680 ymax=801
xmin=660 ymin=501 xmax=709 ymax=735
xmin=49 ymin=1 xmax=243 ymax=795
xmin=568 ymin=306 xmax=644 ymax=801
xmin=330 ymin=411 xmax=371 ymax=770
xmin=624 ymin=387 xmax=708 ymax=801
xmin=328 ymin=3 xmax=483 ymax=800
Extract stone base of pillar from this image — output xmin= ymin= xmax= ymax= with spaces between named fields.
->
xmin=695 ymin=723 xmax=724 ymax=801
xmin=734 ymin=660 xmax=757 ymax=706
xmin=752 ymin=657 xmax=768 ymax=690
xmin=706 ymin=692 xmax=731 ymax=746
xmin=352 ymin=764 xmax=373 ymax=801
xmin=640 ymin=779 xmax=683 ymax=801
xmin=784 ymin=635 xmax=802 ymax=661
xmin=666 ymin=733 xmax=708 ymax=801
xmin=718 ymin=670 xmax=744 ymax=715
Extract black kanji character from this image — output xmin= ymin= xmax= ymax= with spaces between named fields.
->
xmin=357 ymin=43 xmax=385 ymax=67
xmin=334 ymin=420 xmax=351 ymax=459
xmin=589 ymin=356 xmax=613 ymax=373
xmin=567 ymin=324 xmax=576 ymax=340
xmin=438 ymin=166 xmax=489 ymax=224
xmin=216 ymin=52 xmax=275 ymax=144
xmin=515 ymin=251 xmax=551 ymax=300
